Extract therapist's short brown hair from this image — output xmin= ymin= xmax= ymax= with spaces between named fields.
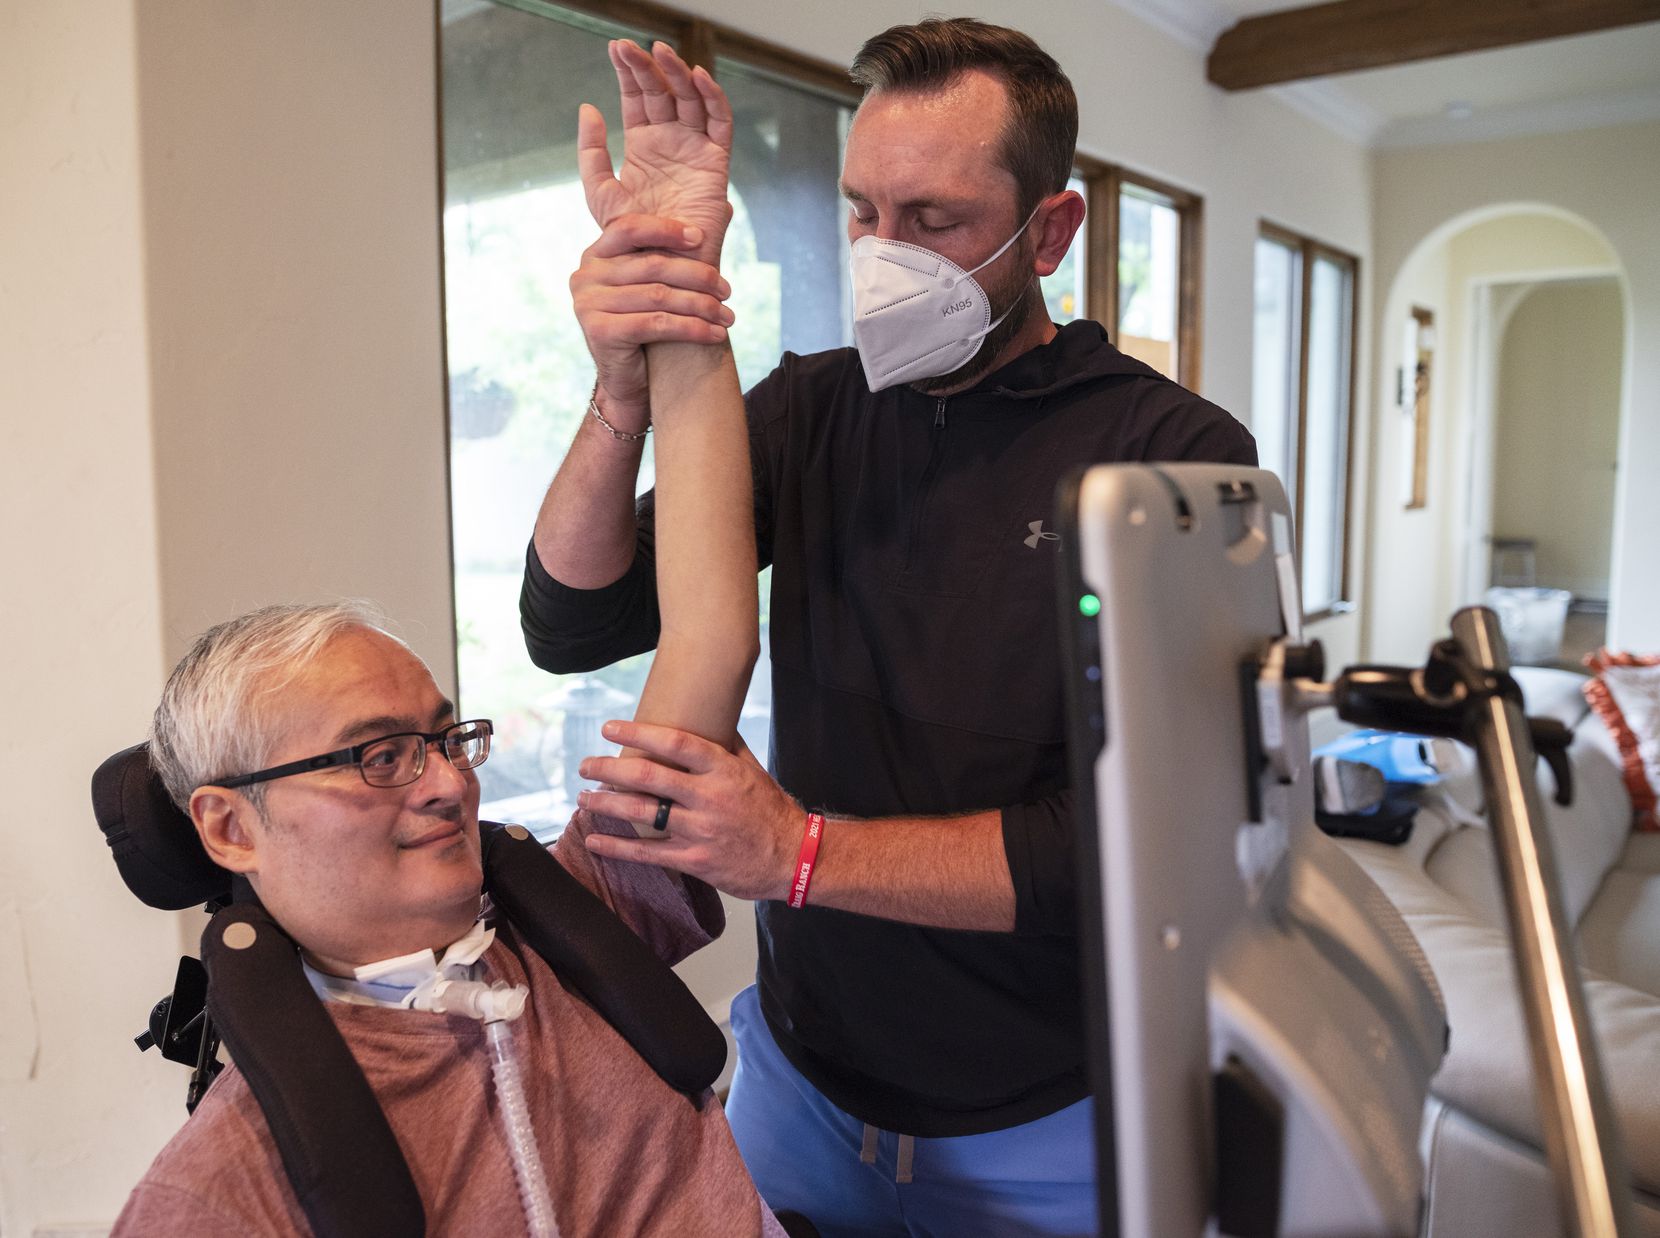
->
xmin=850 ymin=18 xmax=1078 ymax=219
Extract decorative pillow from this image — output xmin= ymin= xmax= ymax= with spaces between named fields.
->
xmin=1582 ymin=649 xmax=1660 ymax=831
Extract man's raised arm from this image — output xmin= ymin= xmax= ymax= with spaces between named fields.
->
xmin=544 ymin=42 xmax=758 ymax=955
xmin=571 ymin=40 xmax=758 ymax=750
xmin=528 ymin=39 xmax=738 ymax=617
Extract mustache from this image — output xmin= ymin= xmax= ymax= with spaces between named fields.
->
xmin=397 ymin=804 xmax=476 ymax=849
xmin=405 ymin=802 xmax=470 ymax=837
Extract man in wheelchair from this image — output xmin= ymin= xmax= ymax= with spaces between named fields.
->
xmin=109 ymin=602 xmax=789 ymax=1237
xmin=106 ymin=38 xmax=795 ymax=1238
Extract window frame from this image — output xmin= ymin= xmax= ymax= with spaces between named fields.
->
xmin=436 ymin=0 xmax=863 ymax=826
xmin=1075 ymin=155 xmax=1204 ymax=391
xmin=482 ymin=0 xmax=864 ymax=103
xmin=475 ymin=4 xmax=1207 ymax=389
xmin=1257 ymin=220 xmax=1360 ymax=624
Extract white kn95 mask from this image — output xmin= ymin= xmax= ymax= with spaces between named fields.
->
xmin=849 ymin=210 xmax=1038 ymax=392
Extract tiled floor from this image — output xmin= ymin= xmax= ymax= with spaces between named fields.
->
xmin=1558 ymin=608 xmax=1607 ymax=670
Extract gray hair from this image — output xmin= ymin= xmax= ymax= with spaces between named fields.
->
xmin=149 ymin=601 xmax=397 ymax=809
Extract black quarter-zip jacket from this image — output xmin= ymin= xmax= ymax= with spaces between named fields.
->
xmin=522 ymin=320 xmax=1256 ymax=1135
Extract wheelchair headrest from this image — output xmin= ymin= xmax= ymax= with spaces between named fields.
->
xmin=92 ymin=743 xmax=232 ymax=910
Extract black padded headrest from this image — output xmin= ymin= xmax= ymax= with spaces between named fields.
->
xmin=92 ymin=743 xmax=232 ymax=910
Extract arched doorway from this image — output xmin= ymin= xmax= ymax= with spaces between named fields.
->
xmin=1365 ymin=205 xmax=1629 ymax=666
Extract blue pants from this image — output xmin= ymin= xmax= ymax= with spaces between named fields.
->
xmin=724 ymin=986 xmax=1099 ymax=1238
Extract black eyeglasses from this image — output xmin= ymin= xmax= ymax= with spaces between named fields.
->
xmin=213 ymin=719 xmax=493 ymax=790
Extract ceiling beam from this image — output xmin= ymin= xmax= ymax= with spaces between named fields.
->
xmin=1208 ymin=0 xmax=1660 ymax=91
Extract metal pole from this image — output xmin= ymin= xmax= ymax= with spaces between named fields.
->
xmin=1451 ymin=606 xmax=1633 ymax=1238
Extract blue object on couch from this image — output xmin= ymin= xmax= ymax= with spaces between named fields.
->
xmin=1314 ymin=730 xmax=1443 ymax=785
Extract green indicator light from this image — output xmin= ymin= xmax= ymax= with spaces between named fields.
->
xmin=1078 ymin=593 xmax=1101 ymax=617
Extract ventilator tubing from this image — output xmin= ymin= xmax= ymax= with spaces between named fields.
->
xmin=488 ymin=1016 xmax=560 ymax=1238
xmin=410 ymin=975 xmax=557 ymax=1237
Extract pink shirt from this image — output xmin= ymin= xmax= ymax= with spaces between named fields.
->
xmin=114 ymin=811 xmax=785 ymax=1237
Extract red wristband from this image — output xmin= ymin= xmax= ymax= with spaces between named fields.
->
xmin=787 ymin=812 xmax=825 ymax=909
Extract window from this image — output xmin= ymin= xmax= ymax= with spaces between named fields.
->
xmin=1068 ymin=160 xmax=1203 ymax=389
xmin=1253 ymin=224 xmax=1358 ymax=619
xmin=440 ymin=0 xmax=856 ymax=832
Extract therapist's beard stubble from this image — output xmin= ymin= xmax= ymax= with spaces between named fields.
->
xmin=908 ymin=240 xmax=1040 ymax=397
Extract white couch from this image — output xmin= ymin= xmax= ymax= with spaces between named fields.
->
xmin=1336 ymin=666 xmax=1660 ymax=1237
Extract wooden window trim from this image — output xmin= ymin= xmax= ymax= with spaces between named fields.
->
xmin=538 ymin=0 xmax=862 ymax=102
xmin=1258 ymin=219 xmax=1305 ymax=251
xmin=1075 ymin=154 xmax=1204 ymax=391
xmin=1077 ymin=155 xmax=1115 ymax=352
xmin=1328 ymin=244 xmax=1360 ymax=617
xmin=1259 ymin=220 xmax=1360 ymax=620
xmin=481 ymin=0 xmax=677 ymax=43
xmin=463 ymin=2 xmax=1201 ymax=393
xmin=710 ymin=28 xmax=863 ymax=104
xmin=1406 ymin=305 xmax=1434 ymax=511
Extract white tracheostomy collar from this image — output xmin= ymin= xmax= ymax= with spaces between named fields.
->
xmin=305 ymin=917 xmax=528 ymax=1023
xmin=309 ymin=922 xmax=556 ymax=1233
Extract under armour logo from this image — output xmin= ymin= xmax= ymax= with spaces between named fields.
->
xmin=1024 ymin=520 xmax=1061 ymax=549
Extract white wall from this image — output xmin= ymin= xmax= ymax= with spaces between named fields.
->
xmin=3 ymin=0 xmax=1375 ymax=1229
xmin=1364 ymin=239 xmax=1450 ymax=662
xmin=1492 ymin=279 xmax=1624 ymax=600
xmin=4 ymin=1 xmax=450 ymax=1233
xmin=135 ymin=0 xmax=456 ymax=680
xmin=0 ymin=1 xmax=188 ymax=1231
xmin=1373 ymin=123 xmax=1660 ymax=655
